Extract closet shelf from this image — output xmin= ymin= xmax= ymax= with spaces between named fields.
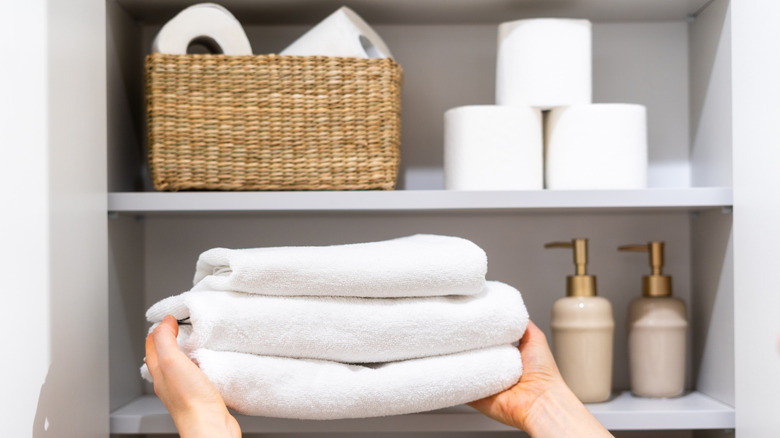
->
xmin=110 ymin=391 xmax=735 ymax=434
xmin=108 ymin=187 xmax=733 ymax=214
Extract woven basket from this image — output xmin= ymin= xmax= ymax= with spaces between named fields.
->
xmin=145 ymin=53 xmax=402 ymax=191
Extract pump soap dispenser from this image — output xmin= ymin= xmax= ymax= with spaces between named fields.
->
xmin=545 ymin=238 xmax=614 ymax=403
xmin=619 ymin=241 xmax=687 ymax=398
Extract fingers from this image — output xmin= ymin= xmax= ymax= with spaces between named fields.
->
xmin=157 ymin=314 xmax=180 ymax=338
xmin=152 ymin=315 xmax=185 ymax=365
xmin=145 ymin=317 xmax=174 ymax=376
xmin=523 ymin=320 xmax=551 ymax=348
xmin=145 ymin=330 xmax=160 ymax=378
xmin=146 ymin=315 xmax=183 ymax=379
xmin=467 ymin=392 xmax=516 ymax=430
xmin=519 ymin=319 xmax=540 ymax=350
xmin=467 ymin=394 xmax=494 ymax=412
xmin=467 ymin=393 xmax=497 ymax=422
xmin=152 ymin=315 xmax=180 ymax=352
xmin=525 ymin=320 xmax=544 ymax=339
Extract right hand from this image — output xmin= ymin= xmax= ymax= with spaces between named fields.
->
xmin=469 ymin=320 xmax=613 ymax=437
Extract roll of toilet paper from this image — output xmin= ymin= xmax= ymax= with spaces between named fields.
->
xmin=151 ymin=3 xmax=252 ymax=55
xmin=496 ymin=18 xmax=592 ymax=109
xmin=444 ymin=105 xmax=543 ymax=190
xmin=280 ymin=6 xmax=393 ymax=59
xmin=545 ymin=104 xmax=648 ymax=189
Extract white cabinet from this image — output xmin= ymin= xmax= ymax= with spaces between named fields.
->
xmin=104 ymin=0 xmax=740 ymax=435
xmin=17 ymin=0 xmax=780 ymax=436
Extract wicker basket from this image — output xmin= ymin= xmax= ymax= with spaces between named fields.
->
xmin=145 ymin=53 xmax=402 ymax=191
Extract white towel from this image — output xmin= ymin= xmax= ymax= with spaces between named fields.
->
xmin=146 ymin=281 xmax=528 ymax=363
xmin=191 ymin=234 xmax=488 ymax=297
xmin=142 ymin=344 xmax=522 ymax=419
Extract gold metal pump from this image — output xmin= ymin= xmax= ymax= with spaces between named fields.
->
xmin=618 ymin=241 xmax=672 ymax=297
xmin=545 ymin=238 xmax=597 ymax=297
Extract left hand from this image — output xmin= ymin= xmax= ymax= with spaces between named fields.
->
xmin=145 ymin=315 xmax=242 ymax=438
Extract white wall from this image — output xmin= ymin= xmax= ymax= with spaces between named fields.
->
xmin=0 ymin=0 xmax=51 ymax=435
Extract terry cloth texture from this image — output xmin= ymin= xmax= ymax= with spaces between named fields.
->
xmin=191 ymin=234 xmax=487 ymax=297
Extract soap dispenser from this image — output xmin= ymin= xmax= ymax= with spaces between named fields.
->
xmin=619 ymin=241 xmax=687 ymax=398
xmin=545 ymin=238 xmax=614 ymax=403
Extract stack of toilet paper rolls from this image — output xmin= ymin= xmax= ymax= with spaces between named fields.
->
xmin=445 ymin=18 xmax=648 ymax=190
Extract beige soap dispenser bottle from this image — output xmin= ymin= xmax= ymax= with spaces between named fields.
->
xmin=545 ymin=238 xmax=614 ymax=403
xmin=619 ymin=241 xmax=687 ymax=398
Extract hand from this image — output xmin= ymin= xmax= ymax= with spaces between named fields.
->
xmin=145 ymin=315 xmax=242 ymax=438
xmin=469 ymin=320 xmax=613 ymax=438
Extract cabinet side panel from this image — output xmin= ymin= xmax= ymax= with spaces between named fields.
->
xmin=107 ymin=0 xmax=145 ymax=192
xmin=109 ymin=216 xmax=146 ymax=410
xmin=691 ymin=210 xmax=734 ymax=406
xmin=42 ymin=0 xmax=109 ymax=435
xmin=733 ymin=0 xmax=780 ymax=435
xmin=689 ymin=0 xmax=732 ymax=187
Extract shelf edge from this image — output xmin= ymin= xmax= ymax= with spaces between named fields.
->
xmin=110 ymin=391 xmax=735 ymax=434
xmin=107 ymin=188 xmax=734 ymax=214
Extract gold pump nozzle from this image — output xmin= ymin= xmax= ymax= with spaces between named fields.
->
xmin=545 ymin=238 xmax=597 ymax=297
xmin=618 ymin=241 xmax=672 ymax=297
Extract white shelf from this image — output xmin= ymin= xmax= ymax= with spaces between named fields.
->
xmin=115 ymin=0 xmax=711 ymax=24
xmin=110 ymin=391 xmax=734 ymax=434
xmin=588 ymin=392 xmax=734 ymax=431
xmin=107 ymin=187 xmax=732 ymax=214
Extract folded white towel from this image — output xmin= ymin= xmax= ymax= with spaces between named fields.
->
xmin=191 ymin=234 xmax=487 ymax=297
xmin=142 ymin=344 xmax=522 ymax=419
xmin=146 ymin=281 xmax=528 ymax=363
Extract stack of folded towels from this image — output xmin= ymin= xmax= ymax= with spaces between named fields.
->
xmin=141 ymin=234 xmax=529 ymax=420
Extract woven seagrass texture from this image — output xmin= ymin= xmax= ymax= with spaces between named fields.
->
xmin=145 ymin=53 xmax=402 ymax=191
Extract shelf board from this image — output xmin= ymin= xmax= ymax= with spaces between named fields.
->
xmin=110 ymin=391 xmax=734 ymax=434
xmin=115 ymin=0 xmax=712 ymax=25
xmin=108 ymin=187 xmax=733 ymax=214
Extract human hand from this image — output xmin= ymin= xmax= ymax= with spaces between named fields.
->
xmin=145 ymin=315 xmax=242 ymax=438
xmin=469 ymin=320 xmax=613 ymax=438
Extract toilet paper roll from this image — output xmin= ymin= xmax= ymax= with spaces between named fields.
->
xmin=152 ymin=3 xmax=252 ymax=55
xmin=496 ymin=18 xmax=592 ymax=109
xmin=280 ymin=6 xmax=393 ymax=59
xmin=545 ymin=104 xmax=648 ymax=190
xmin=444 ymin=105 xmax=543 ymax=190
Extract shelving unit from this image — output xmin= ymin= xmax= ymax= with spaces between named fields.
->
xmin=18 ymin=0 xmax=780 ymax=436
xmin=99 ymin=0 xmax=741 ymax=436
